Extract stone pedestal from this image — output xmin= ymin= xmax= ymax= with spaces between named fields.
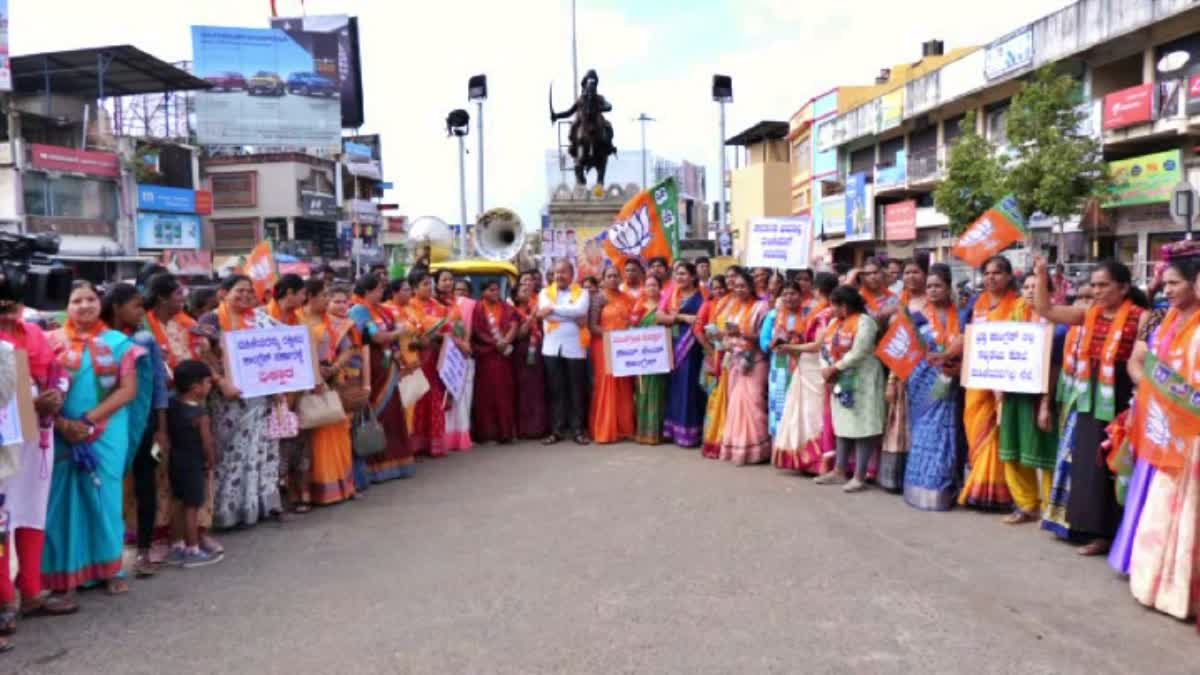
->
xmin=546 ymin=182 xmax=640 ymax=230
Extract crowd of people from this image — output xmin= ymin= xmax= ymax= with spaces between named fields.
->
xmin=0 ymin=247 xmax=1198 ymax=653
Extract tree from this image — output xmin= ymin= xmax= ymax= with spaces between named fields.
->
xmin=933 ymin=110 xmax=1004 ymax=234
xmin=1004 ymin=65 xmax=1109 ymax=234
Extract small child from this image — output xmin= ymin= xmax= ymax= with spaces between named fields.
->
xmin=167 ymin=359 xmax=221 ymax=568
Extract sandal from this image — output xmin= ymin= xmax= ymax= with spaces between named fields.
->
xmin=105 ymin=578 xmax=129 ymax=596
xmin=20 ymin=593 xmax=78 ymax=618
xmin=0 ymin=636 xmax=12 ymax=653
xmin=542 ymin=434 xmax=562 ymax=446
xmin=134 ymin=555 xmax=159 ymax=578
xmin=0 ymin=608 xmax=16 ymax=636
xmin=1002 ymin=511 xmax=1039 ymax=525
xmin=1077 ymin=539 xmax=1111 ymax=556
xmin=293 ymin=503 xmax=312 ymax=514
xmin=573 ymin=433 xmax=591 ymax=446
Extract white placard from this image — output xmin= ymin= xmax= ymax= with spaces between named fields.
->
xmin=0 ymin=396 xmax=21 ymax=446
xmin=222 ymin=325 xmax=317 ymax=398
xmin=961 ymin=321 xmax=1053 ymax=394
xmin=744 ymin=216 xmax=812 ymax=270
xmin=604 ymin=326 xmax=673 ymax=377
xmin=438 ymin=338 xmax=469 ymax=400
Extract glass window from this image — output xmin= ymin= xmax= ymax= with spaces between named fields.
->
xmin=22 ymin=172 xmax=119 ymax=221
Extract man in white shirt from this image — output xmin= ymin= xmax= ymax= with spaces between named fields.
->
xmin=538 ymin=260 xmax=591 ymax=445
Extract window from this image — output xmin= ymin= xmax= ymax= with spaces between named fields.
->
xmin=879 ymin=137 xmax=904 ymax=166
xmin=943 ymin=114 xmax=967 ymax=146
xmin=849 ymin=146 xmax=875 ymax=178
xmin=985 ymin=101 xmax=1010 ymax=147
xmin=22 ymin=172 xmax=119 ymax=221
xmin=210 ymin=171 xmax=258 ymax=208
xmin=211 ymin=219 xmax=258 ymax=253
xmin=792 ymin=140 xmax=812 ymax=178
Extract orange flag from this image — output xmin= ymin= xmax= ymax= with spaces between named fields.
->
xmin=245 ymin=240 xmax=278 ymax=303
xmin=1128 ymin=352 xmax=1200 ymax=471
xmin=603 ymin=181 xmax=674 ymax=270
xmin=950 ymin=195 xmax=1027 ymax=269
xmin=875 ymin=310 xmax=924 ymax=381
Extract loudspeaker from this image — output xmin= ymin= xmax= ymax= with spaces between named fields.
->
xmin=468 ymin=74 xmax=487 ymax=101
xmin=712 ymin=75 xmax=732 ymax=102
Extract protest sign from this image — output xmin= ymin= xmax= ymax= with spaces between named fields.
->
xmin=0 ymin=350 xmax=38 ymax=447
xmin=744 ymin=216 xmax=812 ymax=270
xmin=960 ymin=321 xmax=1053 ymax=393
xmin=438 ymin=338 xmax=469 ymax=400
xmin=222 ymin=325 xmax=318 ymax=398
xmin=875 ymin=312 xmax=924 ymax=381
xmin=1128 ymin=352 xmax=1200 ymax=470
xmin=604 ymin=326 xmax=673 ymax=377
xmin=950 ymin=195 xmax=1027 ymax=268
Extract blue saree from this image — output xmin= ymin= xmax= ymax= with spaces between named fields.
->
xmin=902 ymin=312 xmax=960 ymax=511
xmin=663 ymin=291 xmax=706 ymax=447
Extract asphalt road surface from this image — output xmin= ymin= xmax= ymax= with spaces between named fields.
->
xmin=8 ymin=441 xmax=1200 ymax=674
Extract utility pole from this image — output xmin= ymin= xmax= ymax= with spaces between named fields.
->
xmin=635 ymin=113 xmax=655 ymax=189
xmin=571 ymin=0 xmax=579 ymax=99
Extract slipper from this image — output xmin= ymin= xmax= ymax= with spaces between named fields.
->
xmin=1002 ymin=511 xmax=1039 ymax=525
xmin=105 ymin=579 xmax=129 ymax=596
xmin=1077 ymin=539 xmax=1111 ymax=556
xmin=293 ymin=503 xmax=312 ymax=514
xmin=573 ymin=433 xmax=591 ymax=446
xmin=542 ymin=434 xmax=562 ymax=446
xmin=0 ymin=637 xmax=12 ymax=653
xmin=0 ymin=608 xmax=16 ymax=636
xmin=20 ymin=594 xmax=78 ymax=618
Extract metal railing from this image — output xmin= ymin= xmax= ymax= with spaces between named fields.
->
xmin=907 ymin=147 xmax=940 ymax=182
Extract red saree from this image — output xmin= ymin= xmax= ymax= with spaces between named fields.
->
xmin=471 ymin=300 xmax=518 ymax=442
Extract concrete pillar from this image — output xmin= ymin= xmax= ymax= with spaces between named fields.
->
xmin=286 ymin=216 xmax=295 ymax=240
xmin=1136 ymin=229 xmax=1149 ymax=286
xmin=1142 ymin=46 xmax=1155 ymax=84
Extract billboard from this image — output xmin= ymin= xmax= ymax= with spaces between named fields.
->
xmin=343 ymin=133 xmax=382 ymax=180
xmin=844 ymin=172 xmax=875 ymax=242
xmin=1105 ymin=150 xmax=1181 ymax=208
xmin=137 ymin=184 xmax=199 ymax=214
xmin=30 ymin=144 xmax=119 ymax=177
xmin=192 ymin=25 xmax=341 ymax=149
xmin=0 ymin=0 xmax=10 ymax=92
xmin=136 ymin=212 xmax=202 ymax=249
xmin=270 ymin=15 xmax=365 ymax=129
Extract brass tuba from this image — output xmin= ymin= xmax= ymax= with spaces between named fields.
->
xmin=474 ymin=207 xmax=525 ymax=261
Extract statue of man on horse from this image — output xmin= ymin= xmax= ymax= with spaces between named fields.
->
xmin=549 ymin=69 xmax=617 ymax=189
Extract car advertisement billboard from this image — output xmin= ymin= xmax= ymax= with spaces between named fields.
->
xmin=270 ymin=15 xmax=365 ymax=129
xmin=192 ymin=25 xmax=341 ymax=149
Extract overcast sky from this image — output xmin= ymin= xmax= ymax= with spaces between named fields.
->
xmin=13 ymin=0 xmax=1067 ymax=230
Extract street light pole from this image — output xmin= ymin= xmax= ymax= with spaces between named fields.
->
xmin=477 ymin=99 xmax=485 ymax=217
xmin=635 ymin=113 xmax=655 ymax=188
xmin=457 ymin=133 xmax=468 ymax=255
xmin=718 ymin=100 xmax=727 ymax=235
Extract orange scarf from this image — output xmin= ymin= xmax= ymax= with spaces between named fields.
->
xmin=715 ymin=296 xmax=757 ymax=339
xmin=217 ymin=300 xmax=255 ymax=332
xmin=926 ymin=303 xmax=961 ymax=350
xmin=799 ymin=299 xmax=830 ymax=336
xmin=861 ymin=286 xmax=896 ymax=314
xmin=545 ymin=283 xmax=589 ymax=347
xmin=145 ymin=310 xmax=199 ymax=370
xmin=59 ymin=318 xmax=116 ymax=375
xmin=1155 ymin=306 xmax=1200 ymax=366
xmin=974 ymin=289 xmax=1020 ymax=323
xmin=1070 ymin=299 xmax=1135 ymax=421
xmin=267 ymin=299 xmax=298 ymax=326
xmin=823 ymin=313 xmax=861 ymax=364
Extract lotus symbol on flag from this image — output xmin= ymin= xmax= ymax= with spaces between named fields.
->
xmin=249 ymin=258 xmax=272 ymax=281
xmin=959 ymin=217 xmax=995 ymax=247
xmin=609 ymin=205 xmax=653 ymax=257
xmin=884 ymin=326 xmax=910 ymax=359
xmin=1145 ymin=398 xmax=1172 ymax=448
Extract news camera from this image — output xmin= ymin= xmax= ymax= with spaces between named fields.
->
xmin=0 ymin=231 xmax=74 ymax=311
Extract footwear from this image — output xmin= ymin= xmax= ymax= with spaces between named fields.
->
xmin=133 ymin=555 xmax=158 ymax=578
xmin=843 ymin=478 xmax=867 ymax=493
xmin=813 ymin=471 xmax=844 ymax=485
xmin=200 ymin=534 xmax=225 ymax=556
xmin=1077 ymin=539 xmax=1111 ymax=556
xmin=165 ymin=545 xmax=188 ymax=567
xmin=1002 ymin=511 xmax=1039 ymax=525
xmin=182 ymin=549 xmax=223 ymax=569
xmin=0 ymin=636 xmax=12 ymax=653
xmin=148 ymin=542 xmax=169 ymax=565
xmin=0 ymin=608 xmax=16 ymax=636
xmin=20 ymin=593 xmax=78 ymax=618
xmin=573 ymin=433 xmax=591 ymax=446
xmin=104 ymin=578 xmax=129 ymax=596
xmin=542 ymin=434 xmax=562 ymax=446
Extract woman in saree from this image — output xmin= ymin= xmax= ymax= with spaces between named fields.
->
xmin=773 ymin=272 xmax=836 ymax=473
xmin=697 ymin=275 xmax=730 ymax=458
xmin=761 ymin=281 xmax=805 ymax=437
xmin=198 ymin=275 xmax=286 ymax=529
xmin=264 ymin=274 xmax=311 ymax=513
xmin=348 ymin=274 xmax=415 ymax=483
xmin=879 ymin=257 xmax=930 ymax=493
xmin=717 ymin=268 xmax=771 ymax=465
xmin=512 ymin=280 xmax=549 ymax=439
xmin=471 ymin=279 xmax=518 ymax=443
xmin=630 ymin=276 xmax=669 ymax=445
xmin=902 ymin=264 xmax=965 ymax=511
xmin=814 ymin=286 xmax=885 ymax=492
xmin=445 ymin=272 xmax=476 ymax=451
xmin=958 ymin=256 xmax=1020 ymax=511
xmin=409 ymin=271 xmax=454 ymax=457
xmin=661 ymin=261 xmax=706 ymax=448
xmin=588 ymin=266 xmax=635 ymax=444
xmin=1127 ymin=262 xmax=1200 ymax=619
xmin=303 ymin=280 xmax=357 ymax=505
xmin=1034 ymin=257 xmax=1145 ymax=556
xmin=996 ymin=272 xmax=1059 ymax=523
xmin=328 ymin=285 xmax=371 ymax=494
xmin=43 ymin=281 xmax=152 ymax=597
xmin=858 ymin=257 xmax=899 ymax=318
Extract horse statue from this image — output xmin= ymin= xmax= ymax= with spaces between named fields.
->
xmin=549 ymin=69 xmax=617 ymax=189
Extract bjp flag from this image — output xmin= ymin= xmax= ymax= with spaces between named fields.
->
xmin=950 ymin=195 xmax=1027 ymax=269
xmin=1129 ymin=352 xmax=1200 ymax=471
xmin=244 ymin=240 xmax=278 ymax=303
xmin=875 ymin=310 xmax=924 ymax=381
xmin=603 ymin=177 xmax=678 ymax=269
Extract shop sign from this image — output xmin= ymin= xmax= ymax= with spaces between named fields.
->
xmin=844 ymin=172 xmax=874 ymax=243
xmin=30 ymin=143 xmax=120 ymax=177
xmin=1103 ymin=84 xmax=1155 ymax=130
xmin=137 ymin=184 xmax=197 ymax=214
xmin=300 ymin=190 xmax=337 ymax=218
xmin=162 ymin=250 xmax=214 ymax=276
xmin=884 ymin=200 xmax=917 ymax=241
xmin=985 ymin=27 xmax=1033 ymax=81
xmin=136 ymin=212 xmax=202 ymax=249
xmin=820 ymin=197 xmax=845 ymax=238
xmin=1187 ymin=74 xmax=1200 ymax=116
xmin=195 ymin=190 xmax=213 ymax=215
xmin=1105 ymin=149 xmax=1181 ymax=208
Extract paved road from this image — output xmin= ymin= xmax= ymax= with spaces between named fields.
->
xmin=8 ymin=441 xmax=1200 ymax=674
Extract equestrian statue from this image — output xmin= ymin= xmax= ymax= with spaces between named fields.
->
xmin=549 ymin=69 xmax=617 ymax=189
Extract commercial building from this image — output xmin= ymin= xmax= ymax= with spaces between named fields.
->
xmin=725 ymin=120 xmax=791 ymax=256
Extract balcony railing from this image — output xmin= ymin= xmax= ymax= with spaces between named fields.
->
xmin=907 ymin=146 xmax=942 ymax=183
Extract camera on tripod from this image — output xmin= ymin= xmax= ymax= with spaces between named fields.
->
xmin=0 ymin=231 xmax=74 ymax=311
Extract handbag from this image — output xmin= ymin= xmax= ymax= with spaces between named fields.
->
xmin=352 ymin=410 xmax=386 ymax=458
xmin=297 ymin=389 xmax=346 ymax=430
xmin=266 ymin=399 xmax=299 ymax=440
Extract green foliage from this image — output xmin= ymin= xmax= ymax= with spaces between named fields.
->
xmin=933 ymin=110 xmax=1003 ymax=234
xmin=1004 ymin=65 xmax=1109 ymax=225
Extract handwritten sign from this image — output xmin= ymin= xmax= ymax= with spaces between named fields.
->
xmin=744 ymin=216 xmax=812 ymax=270
xmin=222 ymin=325 xmax=317 ymax=398
xmin=0 ymin=350 xmax=40 ymax=447
xmin=604 ymin=326 xmax=673 ymax=377
xmin=438 ymin=338 xmax=469 ymax=400
xmin=960 ymin=321 xmax=1053 ymax=394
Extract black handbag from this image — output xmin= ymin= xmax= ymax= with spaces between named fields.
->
xmin=352 ymin=410 xmax=386 ymax=458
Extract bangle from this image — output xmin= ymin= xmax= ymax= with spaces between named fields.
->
xmin=80 ymin=413 xmax=96 ymax=429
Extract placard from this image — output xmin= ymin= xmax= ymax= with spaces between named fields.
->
xmin=603 ymin=326 xmax=673 ymax=377
xmin=0 ymin=350 xmax=41 ymax=447
xmin=960 ymin=321 xmax=1053 ymax=394
xmin=437 ymin=338 xmax=469 ymax=400
xmin=222 ymin=325 xmax=317 ymax=398
xmin=745 ymin=216 xmax=812 ymax=270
